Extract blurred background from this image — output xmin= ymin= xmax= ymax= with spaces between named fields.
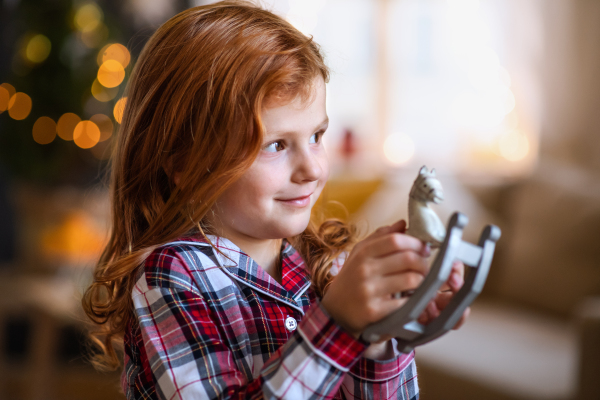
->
xmin=0 ymin=0 xmax=599 ymax=399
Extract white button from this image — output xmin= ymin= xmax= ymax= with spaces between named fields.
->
xmin=285 ymin=316 xmax=297 ymax=332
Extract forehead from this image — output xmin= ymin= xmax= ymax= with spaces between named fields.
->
xmin=261 ymin=77 xmax=327 ymax=136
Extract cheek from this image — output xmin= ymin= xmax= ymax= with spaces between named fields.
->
xmin=228 ymin=167 xmax=281 ymax=210
xmin=317 ymin=150 xmax=330 ymax=190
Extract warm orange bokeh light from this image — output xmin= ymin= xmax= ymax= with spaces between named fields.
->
xmin=0 ymin=83 xmax=16 ymax=99
xmin=114 ymin=97 xmax=127 ymax=123
xmin=0 ymin=86 xmax=9 ymax=112
xmin=32 ymin=116 xmax=57 ymax=144
xmin=98 ymin=43 xmax=131 ymax=68
xmin=57 ymin=113 xmax=81 ymax=141
xmin=73 ymin=120 xmax=101 ymax=149
xmin=90 ymin=113 xmax=113 ymax=142
xmin=97 ymin=60 xmax=125 ymax=88
xmin=41 ymin=210 xmax=106 ymax=264
xmin=91 ymin=78 xmax=118 ymax=102
xmin=8 ymin=92 xmax=32 ymax=120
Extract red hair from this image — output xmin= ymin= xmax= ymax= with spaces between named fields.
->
xmin=82 ymin=0 xmax=357 ymax=370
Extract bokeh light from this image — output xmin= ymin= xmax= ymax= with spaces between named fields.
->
xmin=383 ymin=133 xmax=415 ymax=165
xmin=97 ymin=60 xmax=125 ymax=88
xmin=57 ymin=113 xmax=81 ymax=141
xmin=41 ymin=210 xmax=105 ymax=263
xmin=7 ymin=92 xmax=32 ymax=120
xmin=98 ymin=43 xmax=130 ymax=68
xmin=73 ymin=120 xmax=101 ymax=149
xmin=113 ymin=97 xmax=127 ymax=123
xmin=498 ymin=129 xmax=530 ymax=161
xmin=91 ymin=79 xmax=118 ymax=102
xmin=0 ymin=86 xmax=9 ymax=112
xmin=74 ymin=3 xmax=103 ymax=33
xmin=80 ymin=23 xmax=109 ymax=49
xmin=0 ymin=83 xmax=16 ymax=99
xmin=32 ymin=116 xmax=57 ymax=144
xmin=90 ymin=113 xmax=113 ymax=142
xmin=25 ymin=34 xmax=51 ymax=63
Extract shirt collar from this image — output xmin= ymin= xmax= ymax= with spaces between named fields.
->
xmin=178 ymin=234 xmax=312 ymax=307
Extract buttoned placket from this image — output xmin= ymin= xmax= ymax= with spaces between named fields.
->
xmin=166 ymin=238 xmax=313 ymax=315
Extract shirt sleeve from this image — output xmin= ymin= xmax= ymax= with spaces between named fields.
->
xmin=131 ymin=252 xmax=368 ymax=400
xmin=340 ymin=344 xmax=419 ymax=400
xmin=330 ymin=253 xmax=420 ymax=400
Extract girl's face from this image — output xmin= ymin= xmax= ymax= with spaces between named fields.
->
xmin=211 ymin=76 xmax=329 ymax=242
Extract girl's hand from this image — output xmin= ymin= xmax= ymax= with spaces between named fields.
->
xmin=363 ymin=260 xmax=469 ymax=360
xmin=417 ymin=261 xmax=470 ymax=329
xmin=321 ymin=220 xmax=431 ymax=338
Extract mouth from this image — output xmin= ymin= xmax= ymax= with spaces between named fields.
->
xmin=276 ymin=193 xmax=313 ymax=207
xmin=432 ymin=193 xmax=444 ymax=204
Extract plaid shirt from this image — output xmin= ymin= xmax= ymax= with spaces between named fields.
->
xmin=122 ymin=235 xmax=419 ymax=400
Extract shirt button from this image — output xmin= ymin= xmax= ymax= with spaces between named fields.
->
xmin=285 ymin=316 xmax=297 ymax=332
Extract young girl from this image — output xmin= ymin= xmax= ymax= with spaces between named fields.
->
xmin=83 ymin=2 xmax=466 ymax=399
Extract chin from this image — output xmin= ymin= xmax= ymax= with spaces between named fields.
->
xmin=270 ymin=215 xmax=312 ymax=239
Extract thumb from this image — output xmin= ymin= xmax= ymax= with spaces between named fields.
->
xmin=369 ymin=220 xmax=407 ymax=240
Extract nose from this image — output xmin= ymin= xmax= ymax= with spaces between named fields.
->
xmin=291 ymin=147 xmax=325 ymax=183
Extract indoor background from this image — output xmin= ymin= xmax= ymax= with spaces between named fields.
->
xmin=0 ymin=0 xmax=599 ymax=399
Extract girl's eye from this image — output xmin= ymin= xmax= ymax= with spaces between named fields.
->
xmin=264 ymin=141 xmax=284 ymax=153
xmin=309 ymin=131 xmax=323 ymax=144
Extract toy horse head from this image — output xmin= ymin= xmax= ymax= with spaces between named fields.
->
xmin=410 ymin=165 xmax=444 ymax=204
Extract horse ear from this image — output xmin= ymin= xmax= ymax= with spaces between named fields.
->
xmin=431 ymin=168 xmax=436 ymax=176
xmin=419 ymin=165 xmax=427 ymax=175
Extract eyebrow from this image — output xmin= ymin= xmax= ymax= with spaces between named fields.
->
xmin=266 ymin=117 xmax=329 ymax=137
xmin=316 ymin=117 xmax=330 ymax=130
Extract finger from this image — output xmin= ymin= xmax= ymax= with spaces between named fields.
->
xmin=417 ymin=300 xmax=440 ymax=325
xmin=449 ymin=261 xmax=465 ymax=292
xmin=378 ymin=271 xmax=425 ymax=296
xmin=366 ymin=233 xmax=428 ymax=259
xmin=362 ymin=293 xmax=412 ymax=325
xmin=432 ymin=292 xmax=470 ymax=329
xmin=439 ymin=261 xmax=465 ymax=292
xmin=433 ymin=291 xmax=453 ymax=310
xmin=377 ymin=249 xmax=430 ymax=277
xmin=394 ymin=219 xmax=408 ymax=234
xmin=426 ymin=299 xmax=440 ymax=319
xmin=367 ymin=220 xmax=407 ymax=240
xmin=452 ymin=261 xmax=465 ymax=280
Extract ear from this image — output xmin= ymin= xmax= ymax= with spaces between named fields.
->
xmin=430 ymin=168 xmax=436 ymax=177
xmin=419 ymin=165 xmax=427 ymax=175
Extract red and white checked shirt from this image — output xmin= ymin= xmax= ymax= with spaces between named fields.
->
xmin=122 ymin=235 xmax=419 ymax=399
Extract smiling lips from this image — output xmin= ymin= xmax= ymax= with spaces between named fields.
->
xmin=276 ymin=193 xmax=313 ymax=207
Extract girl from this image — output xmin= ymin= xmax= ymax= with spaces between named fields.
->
xmin=83 ymin=2 xmax=466 ymax=399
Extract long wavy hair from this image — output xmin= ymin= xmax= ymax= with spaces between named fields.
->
xmin=82 ymin=0 xmax=358 ymax=370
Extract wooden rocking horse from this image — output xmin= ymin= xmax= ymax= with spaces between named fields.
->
xmin=362 ymin=166 xmax=502 ymax=353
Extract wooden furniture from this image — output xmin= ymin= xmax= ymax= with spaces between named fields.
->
xmin=0 ymin=273 xmax=122 ymax=400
